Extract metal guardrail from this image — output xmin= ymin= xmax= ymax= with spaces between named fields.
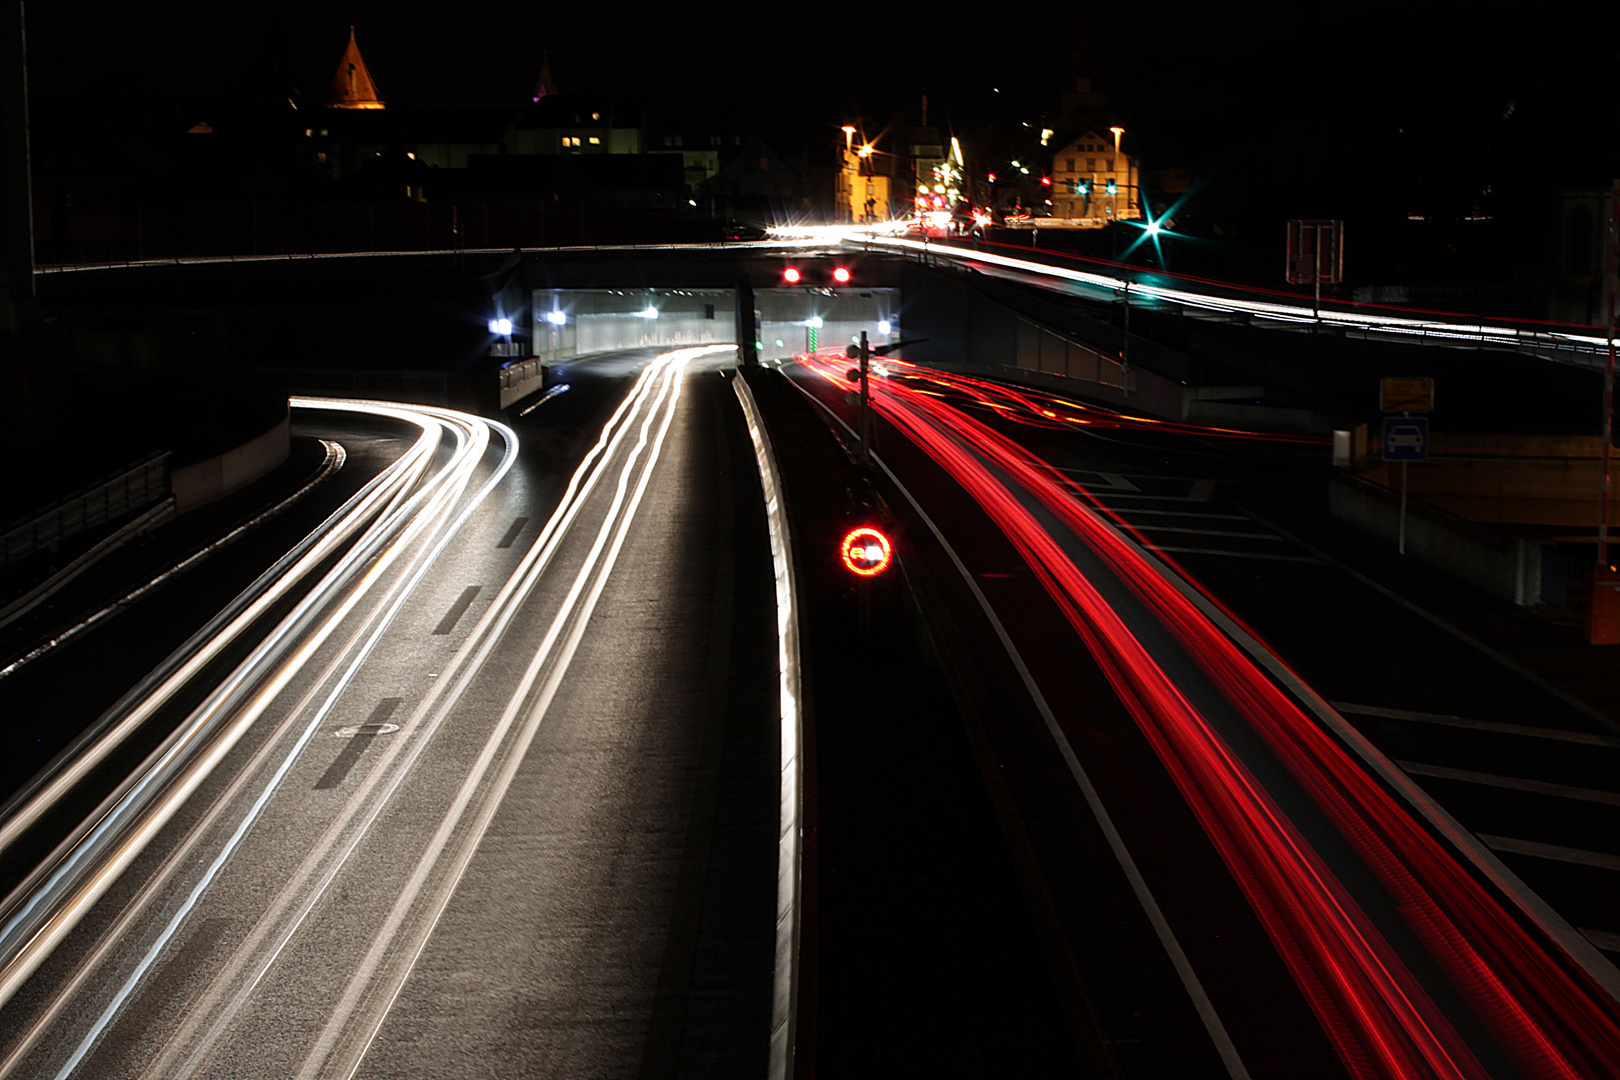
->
xmin=1 ymin=454 xmax=170 ymax=571
xmin=861 ymin=235 xmax=1616 ymax=372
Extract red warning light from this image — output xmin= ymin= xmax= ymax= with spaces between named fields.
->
xmin=840 ymin=526 xmax=892 ymax=577
xmin=782 ymin=267 xmax=802 ymax=285
xmin=831 ymin=266 xmax=853 ymax=285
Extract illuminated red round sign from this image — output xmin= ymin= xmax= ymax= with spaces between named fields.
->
xmin=840 ymin=526 xmax=893 ymax=577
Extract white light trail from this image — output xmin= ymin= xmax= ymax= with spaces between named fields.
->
xmin=0 ymin=399 xmax=516 ymax=1050
xmin=0 ymin=346 xmax=725 ymax=1080
xmin=861 ymin=236 xmax=1613 ymax=361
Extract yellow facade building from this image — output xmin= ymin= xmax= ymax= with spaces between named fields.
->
xmin=1048 ymin=128 xmax=1139 ymax=227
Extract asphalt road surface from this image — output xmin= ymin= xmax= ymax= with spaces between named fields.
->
xmin=0 ymin=347 xmax=780 ymax=1079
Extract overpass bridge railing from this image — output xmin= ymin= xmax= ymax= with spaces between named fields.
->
xmin=855 ymin=235 xmax=1615 ymax=372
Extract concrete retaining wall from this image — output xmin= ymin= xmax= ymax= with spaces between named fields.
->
xmin=897 ymin=263 xmax=1319 ymax=430
xmin=1359 ymin=433 xmax=1620 ymax=528
xmin=531 ymin=289 xmax=735 ymax=364
xmin=170 ymin=413 xmax=291 ymax=513
xmin=1331 ymin=477 xmax=1541 ymax=606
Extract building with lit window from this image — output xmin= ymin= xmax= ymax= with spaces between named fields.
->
xmin=835 ymin=128 xmax=892 ymax=222
xmin=1049 ymin=127 xmax=1140 ymax=227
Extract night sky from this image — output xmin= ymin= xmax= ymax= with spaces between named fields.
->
xmin=20 ymin=0 xmax=1620 ymax=288
xmin=28 ymin=2 xmax=1620 ymax=150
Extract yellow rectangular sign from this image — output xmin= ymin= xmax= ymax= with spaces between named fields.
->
xmin=1380 ymin=377 xmax=1434 ymax=413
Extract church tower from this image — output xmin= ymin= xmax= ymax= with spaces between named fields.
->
xmin=329 ymin=27 xmax=384 ymax=110
xmin=532 ymin=53 xmax=559 ymax=103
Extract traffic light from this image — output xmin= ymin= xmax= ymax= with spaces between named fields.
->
xmin=1106 ymin=179 xmax=1118 ymax=195
xmin=781 ymin=264 xmax=852 ymax=286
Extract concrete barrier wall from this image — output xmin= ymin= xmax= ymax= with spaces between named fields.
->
xmin=1330 ymin=477 xmax=1541 ymax=606
xmin=170 ymin=413 xmax=291 ymax=513
xmin=498 ymin=357 xmax=548 ymax=410
xmin=1360 ymin=433 xmax=1620 ymax=527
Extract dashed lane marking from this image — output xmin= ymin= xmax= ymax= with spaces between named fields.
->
xmin=1145 ymin=545 xmax=1321 ymax=563
xmin=432 ymin=585 xmax=482 ymax=636
xmin=1127 ymin=526 xmax=1287 ymax=540
xmin=1113 ymin=508 xmax=1250 ymax=521
xmin=1336 ymin=702 xmax=1620 ymax=749
xmin=1479 ymin=834 xmax=1620 ymax=871
xmin=1397 ymin=761 xmax=1620 ymax=807
xmin=496 ymin=516 xmax=529 ymax=549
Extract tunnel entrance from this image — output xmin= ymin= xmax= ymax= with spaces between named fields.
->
xmin=500 ymin=286 xmax=899 ymax=408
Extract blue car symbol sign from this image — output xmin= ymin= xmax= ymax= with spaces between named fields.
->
xmin=1382 ymin=417 xmax=1428 ymax=461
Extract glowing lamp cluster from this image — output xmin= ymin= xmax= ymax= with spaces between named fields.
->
xmin=839 ymin=526 xmax=893 ymax=577
xmin=781 ymin=266 xmax=852 ymax=286
xmin=487 ymin=317 xmax=513 ymax=336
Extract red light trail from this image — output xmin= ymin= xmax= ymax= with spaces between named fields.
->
xmin=793 ymin=352 xmax=1620 ymax=1080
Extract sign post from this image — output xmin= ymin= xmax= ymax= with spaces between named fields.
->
xmin=1287 ymin=219 xmax=1345 ymax=318
xmin=1380 ymin=378 xmax=1434 ymax=556
xmin=1382 ymin=417 xmax=1429 ymax=553
xmin=1590 ymin=181 xmax=1620 ymax=644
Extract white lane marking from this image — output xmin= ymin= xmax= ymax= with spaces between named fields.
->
xmin=0 ymin=500 xmax=176 ymax=632
xmin=1112 ymin=508 xmax=1250 ymax=521
xmin=1118 ymin=511 xmax=1620 ymax=1004
xmin=1143 ymin=545 xmax=1321 ymax=563
xmin=788 ymin=380 xmax=1253 ymax=1080
xmin=1085 ymin=471 xmax=1140 ymax=490
xmin=1127 ymin=526 xmax=1287 ymax=540
xmin=733 ymin=371 xmax=804 ymax=1080
xmin=1242 ymin=505 xmax=1620 ymax=736
xmin=1397 ymin=761 xmax=1620 ymax=807
xmin=32 ymin=405 xmax=511 ymax=1080
xmin=1088 ymin=479 xmax=1215 ymax=502
xmin=1333 ymin=702 xmax=1620 ymax=749
xmin=0 ymin=423 xmax=444 ymax=1013
xmin=0 ymin=439 xmax=342 ymax=822
xmin=138 ymin=357 xmax=685 ymax=1080
xmin=1479 ymin=835 xmax=1620 ymax=871
xmin=299 ymin=348 xmax=721 ymax=1080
